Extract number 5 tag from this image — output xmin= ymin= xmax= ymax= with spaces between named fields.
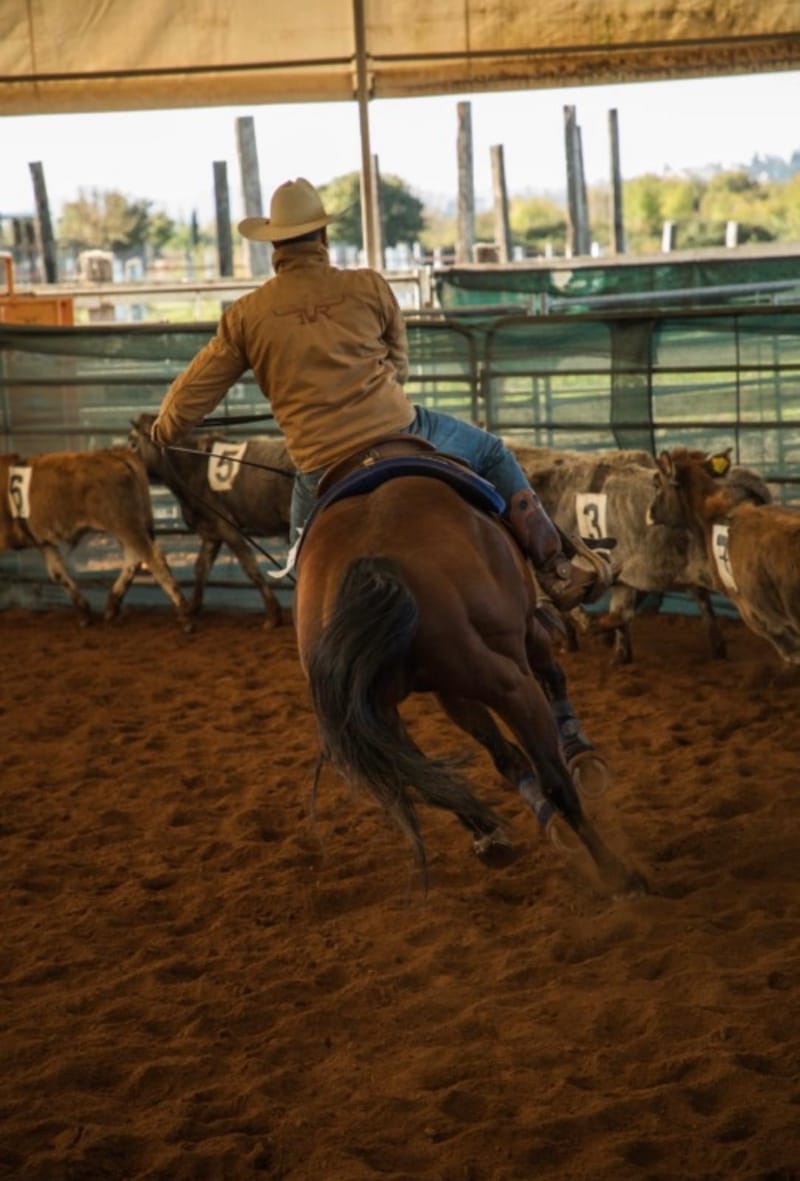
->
xmin=208 ymin=441 xmax=247 ymax=492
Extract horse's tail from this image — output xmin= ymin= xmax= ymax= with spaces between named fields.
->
xmin=308 ymin=556 xmax=500 ymax=870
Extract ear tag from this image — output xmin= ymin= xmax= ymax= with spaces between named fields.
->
xmin=709 ymin=454 xmax=730 ymax=477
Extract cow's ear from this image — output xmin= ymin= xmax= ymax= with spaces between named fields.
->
xmin=705 ymin=450 xmax=731 ymax=478
xmin=657 ymin=451 xmax=673 ymax=477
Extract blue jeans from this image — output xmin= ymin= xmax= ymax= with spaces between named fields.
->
xmin=289 ymin=405 xmax=532 ymax=542
xmin=407 ymin=405 xmax=530 ymax=503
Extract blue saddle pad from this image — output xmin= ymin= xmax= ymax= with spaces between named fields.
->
xmin=295 ymin=454 xmax=506 ymax=569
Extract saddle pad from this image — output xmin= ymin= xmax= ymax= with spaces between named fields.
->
xmin=295 ymin=455 xmax=506 ymax=571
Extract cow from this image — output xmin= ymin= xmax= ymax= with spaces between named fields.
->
xmin=0 ymin=448 xmax=191 ymax=629
xmin=507 ymin=442 xmax=772 ymax=664
xmin=650 ymin=446 xmax=800 ymax=664
xmin=129 ymin=414 xmax=294 ymax=627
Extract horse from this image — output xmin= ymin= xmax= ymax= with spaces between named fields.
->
xmin=293 ymin=457 xmax=645 ymax=895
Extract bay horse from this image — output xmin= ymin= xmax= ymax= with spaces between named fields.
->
xmin=294 ymin=461 xmax=643 ymax=894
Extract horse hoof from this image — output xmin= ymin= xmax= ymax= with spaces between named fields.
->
xmin=472 ymin=829 xmax=521 ymax=868
xmin=569 ymin=750 xmax=611 ymax=800
xmin=620 ymin=870 xmax=651 ymax=897
xmin=546 ymin=816 xmax=583 ymax=856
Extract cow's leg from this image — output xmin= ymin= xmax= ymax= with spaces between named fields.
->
xmin=40 ymin=543 xmax=92 ymax=624
xmin=691 ymin=587 xmax=727 ymax=660
xmin=597 ymin=585 xmax=637 ymax=665
xmin=191 ymin=537 xmax=222 ymax=615
xmin=221 ymin=534 xmax=283 ymax=628
xmin=105 ymin=545 xmax=143 ymax=620
xmin=108 ymin=535 xmax=192 ymax=631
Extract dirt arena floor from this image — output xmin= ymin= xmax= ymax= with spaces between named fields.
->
xmin=1 ymin=603 xmax=798 ymax=1181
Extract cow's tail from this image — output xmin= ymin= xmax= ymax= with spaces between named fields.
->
xmin=307 ymin=556 xmax=500 ymax=872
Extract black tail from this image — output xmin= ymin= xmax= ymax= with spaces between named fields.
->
xmin=308 ymin=556 xmax=500 ymax=870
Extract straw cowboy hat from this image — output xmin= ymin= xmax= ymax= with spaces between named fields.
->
xmin=238 ymin=177 xmax=339 ymax=242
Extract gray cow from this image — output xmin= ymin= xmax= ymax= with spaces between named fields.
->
xmin=130 ymin=414 xmax=294 ymax=627
xmin=0 ymin=447 xmax=191 ymax=629
xmin=507 ymin=442 xmax=772 ymax=664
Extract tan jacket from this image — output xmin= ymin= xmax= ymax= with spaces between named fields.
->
xmin=151 ymin=241 xmax=415 ymax=472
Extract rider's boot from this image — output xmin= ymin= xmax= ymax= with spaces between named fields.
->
xmin=507 ymin=489 xmax=614 ymax=613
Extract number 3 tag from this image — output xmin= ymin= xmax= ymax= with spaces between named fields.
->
xmin=575 ymin=492 xmax=608 ymax=541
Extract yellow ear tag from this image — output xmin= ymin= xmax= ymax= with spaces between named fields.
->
xmin=709 ymin=454 xmax=730 ymax=476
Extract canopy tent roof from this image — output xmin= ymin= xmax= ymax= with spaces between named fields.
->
xmin=2 ymin=0 xmax=800 ymax=115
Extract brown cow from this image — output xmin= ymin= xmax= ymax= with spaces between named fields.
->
xmin=650 ymin=447 xmax=800 ymax=664
xmin=0 ymin=448 xmax=192 ymax=630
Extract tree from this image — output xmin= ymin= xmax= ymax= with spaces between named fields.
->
xmin=58 ymin=188 xmax=172 ymax=255
xmin=508 ymin=195 xmax=568 ymax=255
xmin=145 ymin=210 xmax=177 ymax=257
xmin=319 ymin=172 xmax=425 ymax=248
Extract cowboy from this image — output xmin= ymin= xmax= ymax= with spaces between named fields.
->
xmin=150 ymin=177 xmax=612 ymax=612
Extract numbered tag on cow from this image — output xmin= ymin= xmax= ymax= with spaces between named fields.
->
xmin=575 ymin=492 xmax=608 ymax=542
xmin=712 ymin=523 xmax=738 ymax=593
xmin=207 ymin=441 xmax=248 ymax=492
xmin=7 ymin=465 xmax=33 ymax=519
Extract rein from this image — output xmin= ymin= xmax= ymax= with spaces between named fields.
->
xmin=165 ymin=443 xmax=294 ymax=481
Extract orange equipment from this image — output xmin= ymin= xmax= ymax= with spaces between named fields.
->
xmin=0 ymin=252 xmax=74 ymax=326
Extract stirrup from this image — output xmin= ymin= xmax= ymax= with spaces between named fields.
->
xmin=569 ymin=534 xmax=617 ymax=599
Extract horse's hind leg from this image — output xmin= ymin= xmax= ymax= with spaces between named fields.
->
xmin=437 ymin=694 xmax=558 ymax=849
xmin=487 ymin=674 xmax=643 ymax=894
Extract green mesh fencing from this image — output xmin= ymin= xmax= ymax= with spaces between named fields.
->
xmin=3 ymin=305 xmax=800 ymax=613
xmin=479 ymin=308 xmax=800 ymax=493
xmin=435 ymin=250 xmax=800 ymax=313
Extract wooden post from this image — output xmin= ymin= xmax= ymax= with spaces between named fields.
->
xmin=564 ymin=106 xmax=590 ymax=257
xmin=28 ymin=161 xmax=57 ymax=283
xmin=608 ymin=109 xmax=626 ymax=254
xmin=563 ymin=106 xmax=580 ymax=257
xmin=490 ymin=144 xmax=512 ymax=264
xmin=370 ymin=153 xmax=385 ymax=270
xmin=236 ymin=116 xmax=271 ymax=277
xmin=353 ymin=0 xmax=378 ymax=268
xmin=661 ymin=221 xmax=676 ymax=252
xmin=213 ymin=161 xmax=234 ymax=277
xmin=576 ymin=126 xmax=591 ymax=255
xmin=456 ymin=101 xmax=475 ymax=265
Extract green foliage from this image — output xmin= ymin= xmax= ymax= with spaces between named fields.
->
xmin=319 ymin=172 xmax=425 ymax=249
xmin=55 ymin=164 xmax=800 ymax=270
xmin=145 ymin=211 xmax=177 ymax=256
xmin=508 ymin=196 xmax=568 ymax=254
xmin=58 ymin=188 xmax=171 ymax=255
xmin=417 ymin=207 xmax=456 ymax=253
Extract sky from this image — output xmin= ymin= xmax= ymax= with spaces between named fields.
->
xmin=3 ymin=70 xmax=800 ymax=226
